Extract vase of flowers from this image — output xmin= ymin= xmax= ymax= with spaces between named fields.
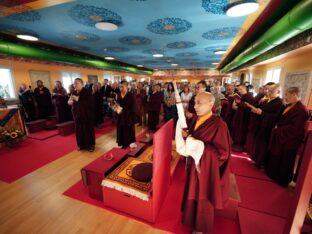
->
xmin=0 ymin=129 xmax=24 ymax=148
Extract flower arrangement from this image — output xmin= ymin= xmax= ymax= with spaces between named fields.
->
xmin=0 ymin=129 xmax=24 ymax=147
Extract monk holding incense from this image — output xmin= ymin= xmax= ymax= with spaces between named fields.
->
xmin=176 ymin=92 xmax=231 ymax=233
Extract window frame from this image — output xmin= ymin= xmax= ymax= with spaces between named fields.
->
xmin=0 ymin=65 xmax=17 ymax=100
xmin=60 ymin=71 xmax=81 ymax=92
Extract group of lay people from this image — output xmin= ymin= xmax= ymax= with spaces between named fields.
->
xmin=175 ymin=80 xmax=310 ymax=233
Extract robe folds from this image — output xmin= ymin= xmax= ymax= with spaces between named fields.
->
xmin=92 ymin=91 xmax=104 ymax=126
xmin=52 ymin=87 xmax=68 ymax=123
xmin=266 ymin=101 xmax=309 ymax=186
xmin=221 ymin=94 xmax=240 ymax=135
xmin=231 ymin=93 xmax=254 ymax=147
xmin=147 ymin=91 xmax=163 ymax=131
xmin=252 ymin=97 xmax=284 ymax=167
xmin=34 ymin=86 xmax=53 ymax=119
xmin=116 ymin=92 xmax=136 ymax=148
xmin=72 ymin=88 xmax=95 ymax=149
xmin=182 ymin=115 xmax=231 ymax=232
xmin=187 ymin=95 xmax=196 ymax=114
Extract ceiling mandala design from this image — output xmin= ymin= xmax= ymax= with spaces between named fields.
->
xmin=105 ymin=47 xmax=130 ymax=52
xmin=201 ymin=0 xmax=227 ymax=15
xmin=119 ymin=36 xmax=152 ymax=45
xmin=62 ymin=31 xmax=100 ymax=42
xmin=147 ymin=17 xmax=192 ymax=35
xmin=127 ymin=55 xmax=146 ymax=60
xmin=68 ymin=4 xmax=122 ymax=27
xmin=202 ymin=27 xmax=242 ymax=40
xmin=7 ymin=10 xmax=41 ymax=21
xmin=166 ymin=41 xmax=196 ymax=49
xmin=142 ymin=49 xmax=164 ymax=54
xmin=175 ymin=52 xmax=198 ymax=57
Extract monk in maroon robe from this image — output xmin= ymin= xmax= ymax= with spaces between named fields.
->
xmin=246 ymin=84 xmax=284 ymax=167
xmin=92 ymin=84 xmax=104 ymax=127
xmin=231 ymin=85 xmax=255 ymax=150
xmin=266 ymin=87 xmax=309 ymax=186
xmin=135 ymin=82 xmax=147 ymax=126
xmin=114 ymin=80 xmax=136 ymax=148
xmin=52 ymin=81 xmax=68 ymax=123
xmin=34 ymin=80 xmax=53 ymax=119
xmin=69 ymin=78 xmax=95 ymax=152
xmin=147 ymin=84 xmax=163 ymax=131
xmin=176 ymin=92 xmax=231 ymax=232
xmin=221 ymin=84 xmax=240 ymax=136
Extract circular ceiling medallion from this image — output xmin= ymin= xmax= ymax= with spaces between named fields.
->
xmin=147 ymin=17 xmax=192 ymax=35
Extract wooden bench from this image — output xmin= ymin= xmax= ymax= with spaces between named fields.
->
xmin=26 ymin=119 xmax=46 ymax=133
xmin=45 ymin=116 xmax=57 ymax=130
xmin=56 ymin=121 xmax=75 ymax=136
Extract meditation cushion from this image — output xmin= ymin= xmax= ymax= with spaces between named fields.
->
xmin=132 ymin=163 xmax=153 ymax=182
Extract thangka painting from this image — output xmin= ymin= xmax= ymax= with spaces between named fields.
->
xmin=283 ymin=71 xmax=312 ymax=104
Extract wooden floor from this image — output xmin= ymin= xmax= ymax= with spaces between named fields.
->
xmin=0 ymin=125 xmax=167 ymax=234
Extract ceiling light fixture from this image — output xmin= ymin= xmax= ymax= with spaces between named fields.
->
xmin=225 ymin=0 xmax=259 ymax=17
xmin=212 ymin=62 xmax=219 ymax=65
xmin=214 ymin=50 xmax=227 ymax=55
xmin=95 ymin=22 xmax=118 ymax=31
xmin=105 ymin=56 xmax=115 ymax=60
xmin=17 ymin=34 xmax=38 ymax=41
xmin=153 ymin=54 xmax=164 ymax=58
xmin=171 ymin=63 xmax=178 ymax=66
xmin=137 ymin=65 xmax=143 ymax=67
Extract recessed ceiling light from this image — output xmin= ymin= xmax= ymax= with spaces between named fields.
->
xmin=95 ymin=22 xmax=118 ymax=31
xmin=153 ymin=54 xmax=164 ymax=58
xmin=171 ymin=63 xmax=178 ymax=66
xmin=212 ymin=62 xmax=219 ymax=65
xmin=214 ymin=50 xmax=226 ymax=55
xmin=17 ymin=34 xmax=38 ymax=41
xmin=105 ymin=57 xmax=115 ymax=60
xmin=137 ymin=65 xmax=143 ymax=67
xmin=225 ymin=0 xmax=259 ymax=17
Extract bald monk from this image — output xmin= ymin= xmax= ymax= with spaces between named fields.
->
xmin=246 ymin=84 xmax=284 ymax=167
xmin=266 ymin=87 xmax=309 ymax=186
xmin=68 ymin=78 xmax=95 ymax=152
xmin=231 ymin=85 xmax=254 ymax=150
xmin=176 ymin=92 xmax=231 ymax=233
xmin=221 ymin=84 xmax=240 ymax=135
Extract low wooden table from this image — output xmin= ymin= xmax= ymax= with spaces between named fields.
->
xmin=81 ymin=148 xmax=130 ymax=201
xmin=126 ymin=142 xmax=146 ymax=157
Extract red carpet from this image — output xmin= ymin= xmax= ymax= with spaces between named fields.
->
xmin=230 ymin=156 xmax=272 ymax=182
xmin=28 ymin=129 xmax=59 ymax=140
xmin=63 ymin=162 xmax=240 ymax=234
xmin=0 ymin=121 xmax=115 ymax=183
xmin=238 ymin=207 xmax=285 ymax=234
xmin=236 ymin=175 xmax=292 ymax=218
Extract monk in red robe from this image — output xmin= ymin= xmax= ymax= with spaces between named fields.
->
xmin=221 ymin=84 xmax=240 ymax=135
xmin=115 ymin=80 xmax=136 ymax=148
xmin=231 ymin=85 xmax=254 ymax=150
xmin=246 ymin=84 xmax=284 ymax=167
xmin=265 ymin=87 xmax=309 ymax=186
xmin=68 ymin=78 xmax=95 ymax=152
xmin=147 ymin=84 xmax=163 ymax=131
xmin=176 ymin=92 xmax=231 ymax=233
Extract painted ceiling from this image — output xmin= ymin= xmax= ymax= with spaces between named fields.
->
xmin=0 ymin=0 xmax=257 ymax=70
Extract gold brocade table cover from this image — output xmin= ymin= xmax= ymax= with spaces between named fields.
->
xmin=102 ymin=157 xmax=152 ymax=201
xmin=0 ymin=108 xmax=25 ymax=134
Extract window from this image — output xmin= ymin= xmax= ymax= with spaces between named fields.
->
xmin=125 ymin=76 xmax=132 ymax=82
xmin=103 ymin=75 xmax=122 ymax=84
xmin=61 ymin=71 xmax=80 ymax=92
xmin=265 ymin=68 xmax=281 ymax=84
xmin=0 ymin=67 xmax=16 ymax=99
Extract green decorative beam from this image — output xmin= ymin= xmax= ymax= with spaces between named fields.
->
xmin=221 ymin=0 xmax=312 ymax=74
xmin=0 ymin=40 xmax=153 ymax=75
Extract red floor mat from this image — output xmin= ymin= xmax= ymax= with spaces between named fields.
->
xmin=0 ymin=122 xmax=115 ymax=183
xmin=28 ymin=129 xmax=59 ymax=140
xmin=63 ymin=162 xmax=241 ymax=234
xmin=236 ymin=175 xmax=292 ymax=218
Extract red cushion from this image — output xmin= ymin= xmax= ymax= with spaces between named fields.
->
xmin=132 ymin=163 xmax=153 ymax=182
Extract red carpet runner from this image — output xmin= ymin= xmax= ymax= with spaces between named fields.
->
xmin=63 ymin=162 xmax=241 ymax=234
xmin=0 ymin=122 xmax=115 ymax=183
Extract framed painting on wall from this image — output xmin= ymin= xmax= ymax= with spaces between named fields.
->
xmin=283 ymin=71 xmax=312 ymax=104
xmin=29 ymin=70 xmax=51 ymax=91
xmin=87 ymin=75 xmax=98 ymax=84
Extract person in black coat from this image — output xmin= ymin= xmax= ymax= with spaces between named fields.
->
xmin=18 ymin=83 xmax=35 ymax=122
xmin=34 ymin=80 xmax=53 ymax=119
